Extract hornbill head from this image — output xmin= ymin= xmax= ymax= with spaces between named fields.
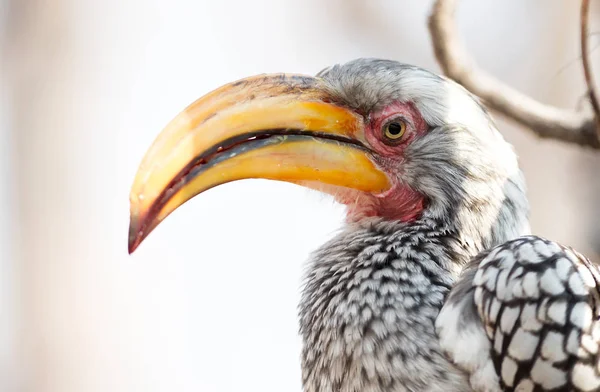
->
xmin=128 ymin=59 xmax=528 ymax=254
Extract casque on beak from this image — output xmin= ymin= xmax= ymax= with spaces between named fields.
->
xmin=128 ymin=74 xmax=392 ymax=253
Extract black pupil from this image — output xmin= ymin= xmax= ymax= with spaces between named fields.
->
xmin=387 ymin=122 xmax=402 ymax=136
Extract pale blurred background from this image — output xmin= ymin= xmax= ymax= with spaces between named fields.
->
xmin=1 ymin=0 xmax=599 ymax=391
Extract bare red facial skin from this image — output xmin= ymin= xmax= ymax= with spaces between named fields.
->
xmin=337 ymin=101 xmax=428 ymax=224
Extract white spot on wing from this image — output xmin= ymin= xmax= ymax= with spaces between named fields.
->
xmin=493 ymin=328 xmax=503 ymax=354
xmin=541 ymin=331 xmax=567 ymax=362
xmin=500 ymin=306 xmax=519 ymax=334
xmin=514 ymin=378 xmax=534 ymax=392
xmin=566 ymin=330 xmax=584 ymax=357
xmin=540 ymin=269 xmax=564 ymax=295
xmin=489 ymin=298 xmax=501 ymax=324
xmin=581 ymin=334 xmax=598 ymax=355
xmin=501 ymin=357 xmax=518 ymax=387
xmin=522 ymin=272 xmax=540 ymax=298
xmin=495 ymin=269 xmax=510 ymax=299
xmin=484 ymin=267 xmax=499 ymax=292
xmin=531 ymin=357 xmax=566 ymax=389
xmin=569 ymin=273 xmax=591 ymax=296
xmin=547 ymin=300 xmax=567 ymax=326
xmin=570 ymin=302 xmax=593 ymax=331
xmin=520 ymin=303 xmax=542 ymax=332
xmin=573 ymin=363 xmax=600 ymax=391
xmin=555 ymin=257 xmax=572 ymax=281
xmin=512 ymin=279 xmax=525 ymax=299
xmin=508 ymin=328 xmax=538 ymax=361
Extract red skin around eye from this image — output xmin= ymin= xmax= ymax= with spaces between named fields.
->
xmin=364 ymin=101 xmax=428 ymax=157
xmin=340 ymin=101 xmax=428 ymax=223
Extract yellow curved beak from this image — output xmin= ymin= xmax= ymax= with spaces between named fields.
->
xmin=128 ymin=74 xmax=391 ymax=253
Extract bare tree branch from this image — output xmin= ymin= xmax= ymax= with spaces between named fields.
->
xmin=581 ymin=0 xmax=600 ymax=136
xmin=428 ymin=0 xmax=600 ymax=149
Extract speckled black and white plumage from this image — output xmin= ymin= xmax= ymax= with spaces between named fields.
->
xmin=300 ymin=218 xmax=473 ymax=392
xmin=438 ymin=236 xmax=600 ymax=392
xmin=296 ymin=59 xmax=600 ymax=392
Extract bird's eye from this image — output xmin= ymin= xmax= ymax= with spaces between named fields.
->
xmin=383 ymin=120 xmax=407 ymax=143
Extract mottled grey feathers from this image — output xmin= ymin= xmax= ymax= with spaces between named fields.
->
xmin=299 ymin=218 xmax=472 ymax=392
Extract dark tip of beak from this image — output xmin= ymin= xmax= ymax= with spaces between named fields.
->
xmin=128 ymin=240 xmax=138 ymax=255
xmin=128 ymin=217 xmax=142 ymax=254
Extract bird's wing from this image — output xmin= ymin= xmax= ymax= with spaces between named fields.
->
xmin=436 ymin=235 xmax=600 ymax=392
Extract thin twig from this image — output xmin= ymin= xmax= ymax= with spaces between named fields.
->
xmin=555 ymin=39 xmax=600 ymax=77
xmin=428 ymin=0 xmax=600 ymax=149
xmin=581 ymin=0 xmax=600 ymax=136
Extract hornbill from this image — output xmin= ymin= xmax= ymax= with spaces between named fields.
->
xmin=128 ymin=59 xmax=600 ymax=392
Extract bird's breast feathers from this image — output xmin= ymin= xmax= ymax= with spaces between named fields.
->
xmin=299 ymin=221 xmax=473 ymax=392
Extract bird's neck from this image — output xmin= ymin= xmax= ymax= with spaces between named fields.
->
xmin=420 ymin=170 xmax=531 ymax=256
xmin=340 ymin=170 xmax=531 ymax=257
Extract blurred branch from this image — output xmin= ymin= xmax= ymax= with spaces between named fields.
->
xmin=428 ymin=0 xmax=600 ymax=149
xmin=582 ymin=0 xmax=600 ymax=135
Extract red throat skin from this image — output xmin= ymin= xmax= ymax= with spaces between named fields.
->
xmin=336 ymin=183 xmax=426 ymax=224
